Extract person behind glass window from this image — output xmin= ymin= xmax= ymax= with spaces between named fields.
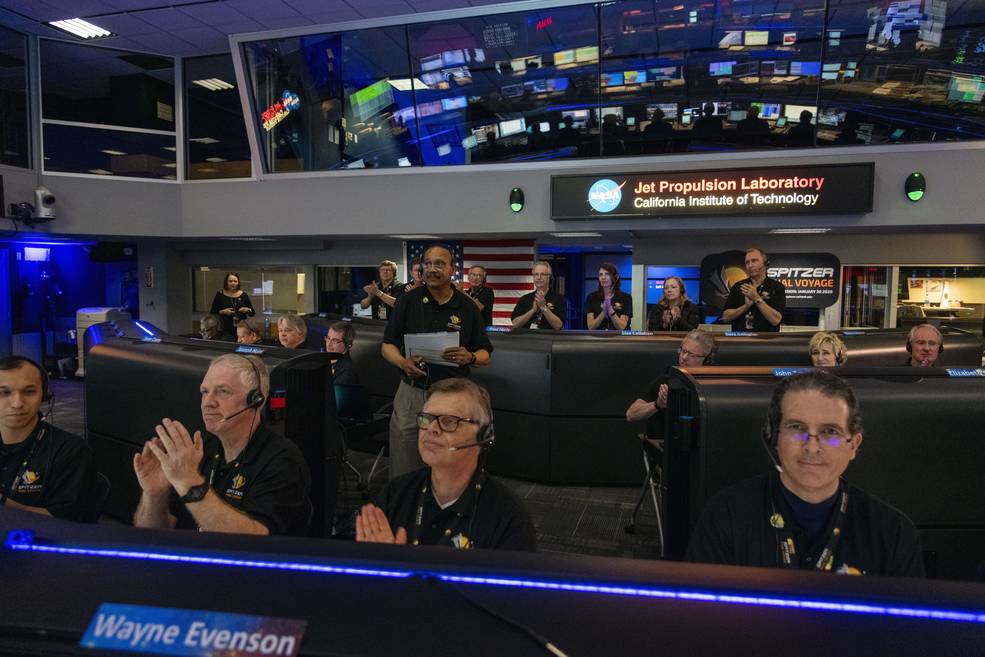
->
xmin=736 ymin=105 xmax=771 ymax=146
xmin=905 ymin=324 xmax=942 ymax=367
xmin=210 ymin=272 xmax=255 ymax=339
xmin=511 ymin=261 xmax=566 ymax=330
xmin=691 ymin=102 xmax=724 ymax=141
xmin=277 ymin=314 xmax=323 ymax=351
xmin=686 ymin=371 xmax=924 ymax=577
xmin=325 ymin=320 xmax=358 ymax=385
xmin=787 ymin=110 xmax=816 ymax=148
xmin=642 ymin=107 xmax=673 ymax=154
xmin=647 ymin=276 xmax=700 ymax=331
xmin=810 ymin=332 xmax=847 ymax=367
xmin=585 ymin=262 xmax=633 ymax=331
xmin=360 ymin=260 xmax=403 ymax=321
xmin=200 ymin=314 xmax=225 ymax=341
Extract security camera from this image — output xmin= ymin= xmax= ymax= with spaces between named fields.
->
xmin=33 ymin=186 xmax=55 ymax=220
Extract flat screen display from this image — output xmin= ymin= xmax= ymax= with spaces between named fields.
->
xmin=441 ymin=96 xmax=468 ymax=110
xmin=648 ymin=103 xmax=678 ymax=119
xmin=498 ymin=117 xmax=526 ymax=137
xmin=784 ymin=104 xmax=817 ymax=122
xmin=602 ymin=72 xmax=625 ymax=86
xmin=750 ymin=102 xmax=781 ymax=120
xmin=728 ymin=109 xmax=748 ymax=121
xmin=624 ymin=70 xmax=647 ymax=84
xmin=745 ymin=30 xmax=769 ymax=46
xmin=575 ymin=45 xmax=599 ymax=62
xmin=554 ymin=49 xmax=575 ymax=65
xmin=709 ymin=61 xmax=736 ymax=76
xmin=790 ymin=61 xmax=821 ymax=76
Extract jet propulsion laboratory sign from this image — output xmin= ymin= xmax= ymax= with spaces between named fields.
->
xmin=553 ymin=163 xmax=874 ymax=219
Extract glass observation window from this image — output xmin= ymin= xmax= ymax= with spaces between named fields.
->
xmin=0 ymin=26 xmax=29 ymax=168
xmin=184 ymin=54 xmax=252 ymax=180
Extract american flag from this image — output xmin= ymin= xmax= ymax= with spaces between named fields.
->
xmin=463 ymin=239 xmax=536 ymax=325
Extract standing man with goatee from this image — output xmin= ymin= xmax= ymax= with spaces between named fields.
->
xmin=721 ymin=247 xmax=786 ymax=332
xmin=382 ymin=244 xmax=492 ymax=479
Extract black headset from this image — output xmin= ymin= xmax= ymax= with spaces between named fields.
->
xmin=0 ymin=356 xmax=53 ymax=403
xmin=760 ymin=394 xmax=783 ymax=473
xmin=906 ymin=330 xmax=944 ymax=354
xmin=234 ymin=353 xmax=265 ymax=410
xmin=475 ymin=421 xmax=496 ymax=451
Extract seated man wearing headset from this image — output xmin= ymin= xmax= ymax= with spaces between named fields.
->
xmin=133 ymin=354 xmax=311 ymax=535
xmin=0 ymin=356 xmax=96 ymax=520
xmin=324 ymin=320 xmax=358 ymax=385
xmin=686 ymin=370 xmax=924 ymax=577
xmin=905 ymin=324 xmax=943 ymax=367
xmin=357 ymin=378 xmax=536 ymax=551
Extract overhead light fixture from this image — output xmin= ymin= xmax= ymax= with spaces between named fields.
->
xmin=192 ymin=78 xmax=235 ymax=91
xmin=162 ymin=163 xmax=177 ymax=169
xmin=189 ymin=137 xmax=220 ymax=144
xmin=387 ymin=78 xmax=428 ymax=91
xmin=48 ymin=18 xmax=113 ymax=39
xmin=205 ymin=157 xmax=227 ymax=162
xmin=390 ymin=234 xmax=439 ymax=239
xmin=549 ymin=232 xmax=603 ymax=238
xmin=100 ymin=149 xmax=127 ymax=156
xmin=87 ymin=168 xmax=113 ymax=175
xmin=768 ymin=228 xmax=831 ymax=234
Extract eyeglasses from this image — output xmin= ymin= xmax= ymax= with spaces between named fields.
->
xmin=416 ymin=412 xmax=479 ymax=433
xmin=779 ymin=423 xmax=852 ymax=448
xmin=678 ymin=346 xmax=707 ymax=361
xmin=325 ymin=337 xmax=345 ymax=345
xmin=423 ymin=260 xmax=448 ymax=270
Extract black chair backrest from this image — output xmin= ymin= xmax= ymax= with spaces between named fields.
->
xmin=335 ymin=384 xmax=373 ymax=424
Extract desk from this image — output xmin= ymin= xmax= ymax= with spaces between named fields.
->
xmin=921 ymin=306 xmax=977 ymax=318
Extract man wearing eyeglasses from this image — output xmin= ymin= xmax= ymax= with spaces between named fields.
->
xmin=626 ymin=329 xmax=717 ymax=437
xmin=382 ymin=244 xmax=493 ymax=479
xmin=356 ymin=378 xmax=535 ymax=551
xmin=324 ymin=321 xmax=358 ymax=386
xmin=686 ymin=370 xmax=924 ymax=577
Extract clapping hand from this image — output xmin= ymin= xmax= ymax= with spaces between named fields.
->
xmin=144 ymin=418 xmax=205 ymax=495
xmin=356 ymin=504 xmax=408 ymax=544
xmin=740 ymin=283 xmax=758 ymax=303
xmin=656 ymin=384 xmax=669 ymax=410
xmin=133 ymin=441 xmax=170 ymax=497
xmin=363 ymin=281 xmax=380 ymax=297
xmin=602 ymin=297 xmax=613 ymax=316
xmin=534 ymin=290 xmax=547 ymax=309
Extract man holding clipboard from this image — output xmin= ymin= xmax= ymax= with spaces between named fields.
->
xmin=382 ymin=244 xmax=493 ymax=479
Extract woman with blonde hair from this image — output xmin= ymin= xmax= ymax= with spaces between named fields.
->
xmin=809 ymin=331 xmax=847 ymax=366
xmin=647 ymin=276 xmax=700 ymax=331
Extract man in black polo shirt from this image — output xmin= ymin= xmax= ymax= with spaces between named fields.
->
xmin=133 ymin=354 xmax=311 ymax=535
xmin=383 ymin=244 xmax=492 ymax=479
xmin=357 ymin=378 xmax=535 ymax=550
xmin=511 ymin=261 xmax=566 ymax=330
xmin=721 ymin=247 xmax=785 ymax=332
xmin=686 ymin=370 xmax=924 ymax=577
xmin=325 ymin=320 xmax=358 ymax=385
xmin=359 ymin=260 xmax=403 ymax=321
xmin=0 ymin=356 xmax=96 ymax=521
xmin=466 ymin=265 xmax=496 ymax=327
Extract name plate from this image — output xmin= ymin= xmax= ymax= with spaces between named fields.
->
xmin=946 ymin=368 xmax=985 ymax=377
xmin=81 ymin=603 xmax=306 ymax=657
xmin=235 ymin=345 xmax=266 ymax=355
xmin=773 ymin=367 xmax=812 ymax=377
xmin=725 ymin=331 xmax=756 ymax=337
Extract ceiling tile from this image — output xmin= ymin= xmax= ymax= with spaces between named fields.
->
xmin=352 ymin=1 xmax=415 ymax=19
xmin=177 ymin=3 xmax=249 ymax=25
xmin=212 ymin=19 xmax=266 ymax=36
xmin=305 ymin=9 xmax=363 ymax=26
xmin=119 ymin=29 xmax=194 ymax=54
xmin=255 ymin=15 xmax=313 ymax=29
xmin=229 ymin=0 xmax=302 ymax=20
xmin=101 ymin=0 xmax=172 ymax=9
xmin=88 ymin=13 xmax=160 ymax=36
xmin=135 ymin=7 xmax=206 ymax=30
xmin=172 ymin=26 xmax=229 ymax=51
xmin=406 ymin=0 xmax=471 ymax=11
xmin=39 ymin=0 xmax=120 ymax=19
xmin=281 ymin=0 xmax=351 ymax=13
xmin=0 ymin=0 xmax=61 ymax=22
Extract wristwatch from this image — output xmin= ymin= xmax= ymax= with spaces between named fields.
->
xmin=468 ymin=352 xmax=477 ymax=365
xmin=179 ymin=481 xmax=210 ymax=504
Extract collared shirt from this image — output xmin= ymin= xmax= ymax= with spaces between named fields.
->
xmin=685 ymin=472 xmax=925 ymax=577
xmin=638 ymin=374 xmax=670 ymax=439
xmin=468 ymin=285 xmax=496 ymax=328
xmin=332 ymin=353 xmax=358 ymax=385
xmin=384 ymin=285 xmax=493 ymax=385
xmin=171 ymin=424 xmax=311 ymax=535
xmin=370 ymin=280 xmax=404 ymax=321
xmin=511 ymin=290 xmax=567 ymax=330
xmin=0 ymin=420 xmax=96 ymax=521
xmin=722 ymin=276 xmax=787 ymax=332
xmin=376 ymin=467 xmax=536 ymax=551
xmin=585 ymin=290 xmax=633 ymax=330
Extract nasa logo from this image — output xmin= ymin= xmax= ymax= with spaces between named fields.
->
xmin=588 ymin=179 xmax=624 ymax=213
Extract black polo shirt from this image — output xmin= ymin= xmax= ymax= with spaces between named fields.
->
xmin=332 ymin=353 xmax=358 ymax=385
xmin=0 ymin=420 xmax=95 ymax=521
xmin=376 ymin=467 xmax=536 ymax=551
xmin=370 ymin=280 xmax=404 ymax=321
xmin=384 ymin=285 xmax=493 ymax=385
xmin=468 ymin=285 xmax=496 ymax=327
xmin=685 ymin=472 xmax=925 ymax=577
xmin=511 ymin=290 xmax=567 ymax=329
xmin=171 ymin=424 xmax=311 ymax=535
xmin=638 ymin=374 xmax=670 ymax=439
xmin=722 ymin=276 xmax=786 ymax=332
xmin=585 ymin=290 xmax=633 ymax=330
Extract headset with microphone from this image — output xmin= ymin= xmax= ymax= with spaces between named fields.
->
xmin=446 ymin=421 xmax=496 ymax=452
xmin=760 ymin=404 xmax=783 ymax=474
xmin=905 ymin=328 xmax=944 ymax=355
xmin=220 ymin=355 xmax=265 ymax=422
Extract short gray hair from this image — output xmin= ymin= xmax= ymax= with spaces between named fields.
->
xmin=532 ymin=260 xmax=553 ymax=275
xmin=277 ymin=314 xmax=307 ymax=335
xmin=426 ymin=378 xmax=492 ymax=426
xmin=908 ymin=323 xmax=942 ymax=346
xmin=209 ymin=353 xmax=269 ymax=400
xmin=683 ymin=329 xmax=718 ymax=362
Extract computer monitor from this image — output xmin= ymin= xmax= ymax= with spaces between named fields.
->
xmin=575 ymin=45 xmax=599 ymax=62
xmin=420 ymin=54 xmax=443 ymax=71
xmin=555 ymin=49 xmax=575 ymax=66
xmin=416 ymin=100 xmax=442 ymax=117
xmin=547 ymin=77 xmax=569 ymax=92
xmin=510 ymin=58 xmax=527 ymax=73
xmin=648 ymin=103 xmax=678 ymax=120
xmin=745 ymin=30 xmax=769 ymax=46
xmin=624 ymin=70 xmax=647 ymax=84
xmin=774 ymin=117 xmax=788 ymax=128
xmin=626 ymin=117 xmax=636 ymax=126
xmin=784 ymin=104 xmax=817 ymax=122
xmin=890 ymin=128 xmax=905 ymax=139
xmin=772 ymin=60 xmax=789 ymax=75
xmin=525 ymin=55 xmax=543 ymax=70
xmin=817 ymin=109 xmax=847 ymax=126
xmin=750 ymin=102 xmax=781 ymax=120
xmin=728 ymin=109 xmax=748 ymax=121
xmin=539 ymin=121 xmax=551 ymax=132
xmin=501 ymin=83 xmax=524 ymax=98
xmin=650 ymin=66 xmax=680 ymax=81
xmin=441 ymin=96 xmax=468 ymax=110
xmin=601 ymin=72 xmax=625 ymax=87
xmin=442 ymin=50 xmax=466 ymax=66
xmin=525 ymin=79 xmax=548 ymax=94
xmin=709 ymin=61 xmax=736 ymax=76
xmin=562 ymin=109 xmax=590 ymax=125
xmin=498 ymin=117 xmax=526 ymax=137
xmin=713 ymin=101 xmax=731 ymax=116
xmin=790 ymin=61 xmax=822 ymax=76
xmin=719 ymin=31 xmax=743 ymax=48
xmin=681 ymin=114 xmax=692 ymax=125
xmin=733 ymin=61 xmax=760 ymax=78
xmin=600 ymin=106 xmax=623 ymax=119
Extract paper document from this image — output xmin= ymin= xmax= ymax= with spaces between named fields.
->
xmin=405 ymin=331 xmax=460 ymax=367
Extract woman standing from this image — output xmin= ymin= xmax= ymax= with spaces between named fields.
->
xmin=585 ymin=262 xmax=633 ymax=331
xmin=210 ymin=272 xmax=255 ymax=339
xmin=647 ymin=276 xmax=700 ymax=331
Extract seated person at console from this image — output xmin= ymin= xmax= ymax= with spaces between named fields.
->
xmin=133 ymin=354 xmax=311 ymax=535
xmin=905 ymin=324 xmax=943 ymax=367
xmin=686 ymin=370 xmax=924 ymax=577
xmin=626 ymin=330 xmax=717 ymax=437
xmin=721 ymin=247 xmax=785 ymax=332
xmin=0 ymin=356 xmax=96 ymax=520
xmin=511 ymin=261 xmax=566 ymax=330
xmin=357 ymin=378 xmax=536 ymax=550
xmin=277 ymin=314 xmax=324 ymax=351
xmin=809 ymin=331 xmax=847 ymax=367
xmin=324 ymin=320 xmax=358 ymax=385
xmin=200 ymin=314 xmax=227 ymax=341
xmin=647 ymin=276 xmax=700 ymax=332
xmin=585 ymin=262 xmax=633 ymax=331
xmin=236 ymin=317 xmax=273 ymax=346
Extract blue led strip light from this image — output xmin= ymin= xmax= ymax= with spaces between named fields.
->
xmin=133 ymin=321 xmax=156 ymax=337
xmin=6 ymin=534 xmax=985 ymax=625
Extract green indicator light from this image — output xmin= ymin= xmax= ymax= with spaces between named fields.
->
xmin=907 ymin=189 xmax=924 ymax=202
xmin=509 ymin=187 xmax=524 ymax=213
xmin=905 ymin=172 xmax=925 ymax=203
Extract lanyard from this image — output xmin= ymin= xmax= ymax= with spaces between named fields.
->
xmin=772 ymin=486 xmax=849 ymax=571
xmin=2 ymin=424 xmax=46 ymax=499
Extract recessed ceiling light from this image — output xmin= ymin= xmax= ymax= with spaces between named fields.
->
xmin=100 ymin=149 xmax=126 ymax=156
xmin=387 ymin=78 xmax=428 ymax=91
xmin=204 ymin=157 xmax=227 ymax=162
xmin=162 ymin=163 xmax=177 ymax=168
xmin=192 ymin=78 xmax=234 ymax=91
xmin=162 ymin=146 xmax=177 ymax=152
xmin=390 ymin=234 xmax=439 ymax=239
xmin=48 ymin=18 xmax=112 ymax=39
xmin=198 ymin=167 xmax=218 ymax=173
xmin=87 ymin=168 xmax=113 ymax=175
xmin=549 ymin=232 xmax=603 ymax=238
xmin=769 ymin=228 xmax=831 ymax=234
xmin=189 ymin=137 xmax=220 ymax=144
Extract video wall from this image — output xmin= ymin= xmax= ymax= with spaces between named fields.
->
xmin=240 ymin=0 xmax=985 ymax=172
